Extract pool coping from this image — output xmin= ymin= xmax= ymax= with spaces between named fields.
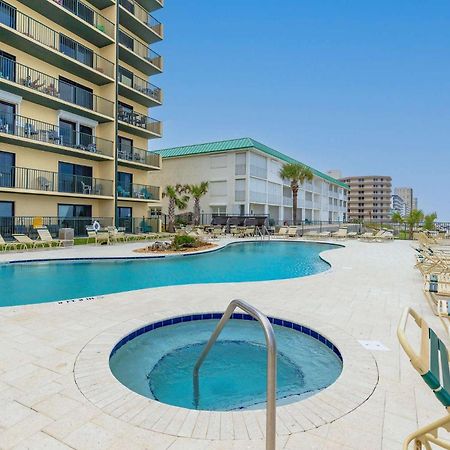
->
xmin=73 ymin=307 xmax=378 ymax=440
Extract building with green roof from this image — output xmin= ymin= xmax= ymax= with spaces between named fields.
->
xmin=152 ymin=138 xmax=349 ymax=223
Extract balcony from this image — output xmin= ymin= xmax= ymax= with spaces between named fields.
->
xmin=249 ymin=165 xmax=267 ymax=179
xmin=117 ymin=183 xmax=159 ymax=201
xmin=118 ymin=108 xmax=162 ymax=138
xmin=118 ymin=69 xmax=162 ymax=107
xmin=0 ymin=2 xmax=114 ymax=84
xmin=88 ymin=0 xmax=115 ymax=9
xmin=249 ymin=191 xmax=266 ymax=204
xmin=118 ymin=28 xmax=163 ymax=75
xmin=16 ymin=0 xmax=115 ymax=47
xmin=0 ymin=113 xmax=114 ymax=161
xmin=283 ymin=196 xmax=292 ymax=206
xmin=0 ymin=166 xmax=113 ymax=198
xmin=0 ymin=57 xmax=114 ymax=122
xmin=117 ymin=144 xmax=161 ymax=169
xmin=135 ymin=0 xmax=163 ymax=12
xmin=267 ymin=194 xmax=281 ymax=205
xmin=119 ymin=0 xmax=163 ymax=43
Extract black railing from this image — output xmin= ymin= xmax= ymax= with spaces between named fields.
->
xmin=0 ymin=56 xmax=114 ymax=117
xmin=58 ymin=0 xmax=114 ymax=38
xmin=118 ymin=67 xmax=162 ymax=103
xmin=0 ymin=112 xmax=114 ymax=157
xmin=0 ymin=1 xmax=114 ymax=78
xmin=119 ymin=0 xmax=162 ymax=36
xmin=0 ymin=216 xmax=113 ymax=238
xmin=0 ymin=166 xmax=113 ymax=197
xmin=118 ymin=107 xmax=162 ymax=134
xmin=118 ymin=216 xmax=159 ymax=233
xmin=118 ymin=28 xmax=162 ymax=69
xmin=117 ymin=183 xmax=159 ymax=200
xmin=117 ymin=144 xmax=160 ymax=167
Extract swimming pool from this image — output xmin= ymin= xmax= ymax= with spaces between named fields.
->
xmin=0 ymin=241 xmax=339 ymax=307
xmin=109 ymin=316 xmax=343 ymax=411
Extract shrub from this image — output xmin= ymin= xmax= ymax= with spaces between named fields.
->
xmin=171 ymin=234 xmax=201 ymax=250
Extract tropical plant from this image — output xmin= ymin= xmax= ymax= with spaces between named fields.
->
xmin=186 ymin=182 xmax=209 ymax=225
xmin=162 ymin=184 xmax=190 ymax=233
xmin=423 ymin=212 xmax=437 ymax=231
xmin=405 ymin=209 xmax=424 ymax=239
xmin=279 ymin=163 xmax=314 ymax=224
xmin=391 ymin=211 xmax=404 ymax=224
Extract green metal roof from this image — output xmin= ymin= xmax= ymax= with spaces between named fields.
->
xmin=154 ymin=138 xmax=349 ymax=189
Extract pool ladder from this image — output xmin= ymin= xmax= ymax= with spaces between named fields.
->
xmin=193 ymin=299 xmax=277 ymax=450
xmin=256 ymin=225 xmax=271 ymax=240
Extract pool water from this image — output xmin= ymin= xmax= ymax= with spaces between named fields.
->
xmin=110 ymin=319 xmax=343 ymax=411
xmin=0 ymin=241 xmax=338 ymax=307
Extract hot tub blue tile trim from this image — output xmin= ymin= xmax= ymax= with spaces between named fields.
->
xmin=109 ymin=313 xmax=343 ymax=362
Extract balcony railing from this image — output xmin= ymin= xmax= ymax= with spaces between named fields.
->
xmin=119 ymin=28 xmax=162 ymax=69
xmin=117 ymin=182 xmax=159 ymax=200
xmin=0 ymin=57 xmax=114 ymax=118
xmin=0 ymin=56 xmax=114 ymax=118
xmin=118 ymin=108 xmax=162 ymax=135
xmin=56 ymin=0 xmax=114 ymax=38
xmin=118 ymin=68 xmax=162 ymax=103
xmin=117 ymin=144 xmax=160 ymax=167
xmin=249 ymin=165 xmax=267 ymax=179
xmin=0 ymin=216 xmax=113 ymax=238
xmin=0 ymin=113 xmax=114 ymax=157
xmin=0 ymin=166 xmax=113 ymax=197
xmin=0 ymin=1 xmax=114 ymax=78
xmin=119 ymin=0 xmax=162 ymax=36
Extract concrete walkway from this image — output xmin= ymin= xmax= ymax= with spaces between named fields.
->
xmin=0 ymin=239 xmax=445 ymax=449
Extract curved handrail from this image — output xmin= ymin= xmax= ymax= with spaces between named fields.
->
xmin=193 ymin=299 xmax=277 ymax=450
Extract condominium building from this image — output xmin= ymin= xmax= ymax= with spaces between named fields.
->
xmin=0 ymin=0 xmax=163 ymax=235
xmin=339 ymin=175 xmax=392 ymax=222
xmin=394 ymin=187 xmax=413 ymax=215
xmin=391 ymin=194 xmax=407 ymax=217
xmin=153 ymin=138 xmax=349 ymax=223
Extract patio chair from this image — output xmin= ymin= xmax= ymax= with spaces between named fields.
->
xmin=243 ymin=226 xmax=255 ymax=237
xmin=81 ymin=181 xmax=92 ymax=195
xmin=397 ymin=307 xmax=450 ymax=449
xmin=347 ymin=231 xmax=358 ymax=238
xmin=0 ymin=233 xmax=26 ymax=251
xmin=212 ymin=227 xmax=225 ymax=239
xmin=359 ymin=231 xmax=375 ymax=241
xmin=331 ymin=228 xmax=347 ymax=239
xmin=12 ymin=233 xmax=50 ymax=249
xmin=106 ymin=226 xmax=128 ymax=244
xmin=36 ymin=227 xmax=63 ymax=247
xmin=287 ymin=226 xmax=298 ymax=238
xmin=273 ymin=226 xmax=288 ymax=239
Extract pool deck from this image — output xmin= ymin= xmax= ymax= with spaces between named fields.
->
xmin=0 ymin=239 xmax=447 ymax=449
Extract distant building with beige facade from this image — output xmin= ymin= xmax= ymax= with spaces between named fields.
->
xmin=0 ymin=0 xmax=163 ymax=235
xmin=154 ymin=138 xmax=349 ymax=224
xmin=339 ymin=175 xmax=392 ymax=222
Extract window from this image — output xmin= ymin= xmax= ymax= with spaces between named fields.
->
xmin=235 ymin=153 xmax=246 ymax=175
xmin=118 ymin=101 xmax=133 ymax=122
xmin=210 ymin=155 xmax=227 ymax=169
xmin=60 ymin=35 xmax=93 ymax=67
xmin=119 ymin=30 xmax=134 ymax=51
xmin=79 ymin=125 xmax=93 ymax=148
xmin=117 ymin=206 xmax=133 ymax=232
xmin=0 ymin=150 xmax=15 ymax=188
xmin=118 ymin=66 xmax=133 ymax=87
xmin=118 ymin=136 xmax=133 ymax=160
xmin=0 ymin=1 xmax=16 ymax=28
xmin=211 ymin=205 xmax=226 ymax=216
xmin=58 ymin=204 xmax=92 ymax=218
xmin=209 ymin=181 xmax=227 ymax=197
xmin=0 ymin=50 xmax=15 ymax=82
xmin=58 ymin=204 xmax=92 ymax=235
xmin=60 ymin=120 xmax=77 ymax=147
xmin=117 ymin=171 xmax=133 ymax=197
xmin=0 ymin=100 xmax=15 ymax=134
xmin=58 ymin=162 xmax=93 ymax=194
xmin=0 ymin=201 xmax=13 ymax=216
xmin=59 ymin=77 xmax=93 ymax=110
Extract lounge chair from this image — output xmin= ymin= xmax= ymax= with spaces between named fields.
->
xmin=316 ymin=231 xmax=331 ymax=239
xmin=36 ymin=227 xmax=63 ymax=247
xmin=287 ymin=226 xmax=298 ymax=238
xmin=359 ymin=231 xmax=374 ymax=241
xmin=229 ymin=226 xmax=241 ymax=238
xmin=397 ymin=308 xmax=450 ymax=449
xmin=332 ymin=228 xmax=347 ymax=239
xmin=106 ymin=226 xmax=128 ymax=243
xmin=0 ymin=234 xmax=26 ymax=251
xmin=303 ymin=230 xmax=319 ymax=239
xmin=86 ymin=230 xmax=110 ymax=245
xmin=211 ymin=227 xmax=224 ymax=239
xmin=243 ymin=226 xmax=255 ymax=237
xmin=12 ymin=234 xmax=50 ymax=249
xmin=347 ymin=231 xmax=358 ymax=238
xmin=273 ymin=226 xmax=288 ymax=239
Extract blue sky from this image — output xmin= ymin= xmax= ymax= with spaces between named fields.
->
xmin=152 ymin=0 xmax=450 ymax=219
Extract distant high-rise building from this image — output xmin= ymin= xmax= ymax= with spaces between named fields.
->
xmin=394 ymin=188 xmax=413 ymax=215
xmin=339 ymin=175 xmax=392 ymax=222
xmin=391 ymin=194 xmax=407 ymax=217
xmin=413 ymin=197 xmax=418 ymax=210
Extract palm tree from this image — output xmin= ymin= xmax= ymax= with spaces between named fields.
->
xmin=405 ymin=209 xmax=424 ymax=239
xmin=391 ymin=211 xmax=403 ymax=224
xmin=162 ymin=184 xmax=190 ymax=233
xmin=279 ymin=163 xmax=314 ymax=224
xmin=423 ymin=212 xmax=437 ymax=231
xmin=186 ymin=182 xmax=209 ymax=225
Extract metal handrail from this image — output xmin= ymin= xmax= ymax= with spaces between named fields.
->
xmin=193 ymin=299 xmax=276 ymax=450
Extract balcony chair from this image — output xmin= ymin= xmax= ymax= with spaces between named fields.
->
xmin=48 ymin=130 xmax=62 ymax=145
xmin=37 ymin=176 xmax=52 ymax=191
xmin=24 ymin=123 xmax=39 ymax=138
xmin=117 ymin=185 xmax=130 ymax=198
xmin=81 ymin=182 xmax=92 ymax=195
xmin=398 ymin=308 xmax=450 ymax=449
